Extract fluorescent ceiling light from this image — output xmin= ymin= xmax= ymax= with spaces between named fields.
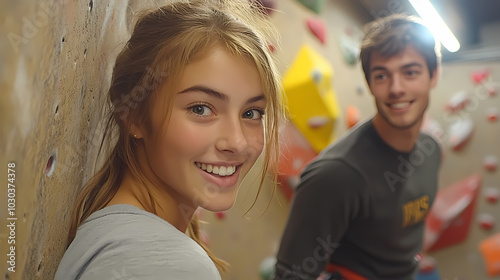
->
xmin=409 ymin=0 xmax=460 ymax=52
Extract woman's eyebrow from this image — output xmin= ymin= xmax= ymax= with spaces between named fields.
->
xmin=179 ymin=85 xmax=266 ymax=105
xmin=178 ymin=85 xmax=229 ymax=101
xmin=246 ymin=94 xmax=266 ymax=105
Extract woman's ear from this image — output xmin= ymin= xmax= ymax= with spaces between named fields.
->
xmin=130 ymin=123 xmax=144 ymax=139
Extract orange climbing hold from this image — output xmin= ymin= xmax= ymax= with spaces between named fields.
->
xmin=479 ymin=233 xmax=500 ymax=276
xmin=346 ymin=105 xmax=361 ymax=129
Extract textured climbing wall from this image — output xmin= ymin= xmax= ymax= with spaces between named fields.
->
xmin=423 ymin=62 xmax=500 ymax=279
xmin=0 ymin=1 xmax=170 ymax=279
xmin=201 ymin=1 xmax=500 ymax=280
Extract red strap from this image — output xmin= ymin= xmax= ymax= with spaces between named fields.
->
xmin=325 ymin=264 xmax=368 ymax=280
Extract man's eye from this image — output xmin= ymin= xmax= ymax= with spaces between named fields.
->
xmin=406 ymin=70 xmax=418 ymax=77
xmin=190 ymin=105 xmax=213 ymax=116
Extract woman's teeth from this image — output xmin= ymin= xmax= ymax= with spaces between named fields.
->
xmin=196 ymin=163 xmax=236 ymax=176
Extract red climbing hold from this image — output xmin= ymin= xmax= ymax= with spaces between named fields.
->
xmin=306 ymin=18 xmax=326 ymax=44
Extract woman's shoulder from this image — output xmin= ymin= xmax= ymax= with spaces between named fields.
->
xmin=82 ymin=204 xmax=179 ymax=235
xmin=55 ymin=204 xmax=220 ymax=280
xmin=74 ymin=204 xmax=196 ymax=251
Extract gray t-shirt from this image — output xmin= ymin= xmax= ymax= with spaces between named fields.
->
xmin=55 ymin=204 xmax=221 ymax=280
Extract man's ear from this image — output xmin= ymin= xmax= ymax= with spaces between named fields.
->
xmin=430 ymin=67 xmax=440 ymax=89
xmin=364 ymin=75 xmax=373 ymax=95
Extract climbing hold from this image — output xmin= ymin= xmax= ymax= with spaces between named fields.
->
xmin=267 ymin=43 xmax=276 ymax=53
xmin=259 ymin=256 xmax=276 ymax=280
xmin=483 ymin=155 xmax=498 ymax=172
xmin=424 ymin=174 xmax=482 ymax=252
xmin=478 ymin=213 xmax=495 ymax=230
xmin=479 ymin=233 xmax=500 ymax=276
xmin=419 ymin=255 xmax=436 ymax=274
xmin=488 ymin=87 xmax=497 ymax=97
xmin=297 ymin=0 xmax=326 ymax=14
xmin=486 ymin=107 xmax=498 ymax=122
xmin=471 ymin=69 xmax=489 ymax=84
xmin=215 ymin=211 xmax=226 ymax=220
xmin=308 ymin=116 xmax=330 ymax=129
xmin=446 ymin=91 xmax=469 ymax=112
xmin=485 ymin=188 xmax=499 ymax=203
xmin=448 ymin=118 xmax=474 ymax=151
xmin=306 ymin=18 xmax=326 ymax=44
xmin=346 ymin=105 xmax=361 ymax=129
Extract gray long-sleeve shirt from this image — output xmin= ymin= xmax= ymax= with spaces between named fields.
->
xmin=55 ymin=204 xmax=221 ymax=280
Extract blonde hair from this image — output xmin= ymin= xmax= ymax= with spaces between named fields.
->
xmin=360 ymin=14 xmax=441 ymax=84
xmin=67 ymin=0 xmax=284 ymax=272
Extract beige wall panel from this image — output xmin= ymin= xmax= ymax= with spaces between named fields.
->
xmin=425 ymin=62 xmax=500 ymax=280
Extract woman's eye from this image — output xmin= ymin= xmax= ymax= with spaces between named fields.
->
xmin=190 ymin=105 xmax=213 ymax=116
xmin=243 ymin=109 xmax=265 ymax=120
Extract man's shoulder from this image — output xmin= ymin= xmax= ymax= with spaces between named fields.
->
xmin=416 ymin=131 xmax=442 ymax=162
xmin=300 ymin=157 xmax=367 ymax=193
xmin=319 ymin=120 xmax=373 ymax=160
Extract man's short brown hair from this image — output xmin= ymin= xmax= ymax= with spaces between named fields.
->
xmin=360 ymin=14 xmax=441 ymax=84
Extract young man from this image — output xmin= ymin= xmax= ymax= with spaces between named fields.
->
xmin=274 ymin=14 xmax=442 ymax=280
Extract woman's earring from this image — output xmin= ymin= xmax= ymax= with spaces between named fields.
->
xmin=133 ymin=134 xmax=137 ymax=138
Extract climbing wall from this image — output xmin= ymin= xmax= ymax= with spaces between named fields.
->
xmin=201 ymin=1 xmax=500 ymax=280
xmin=422 ymin=62 xmax=500 ymax=279
xmin=0 ymin=1 xmax=171 ymax=279
xmin=3 ymin=0 xmax=500 ymax=280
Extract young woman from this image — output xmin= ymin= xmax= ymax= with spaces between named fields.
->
xmin=55 ymin=1 xmax=283 ymax=279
